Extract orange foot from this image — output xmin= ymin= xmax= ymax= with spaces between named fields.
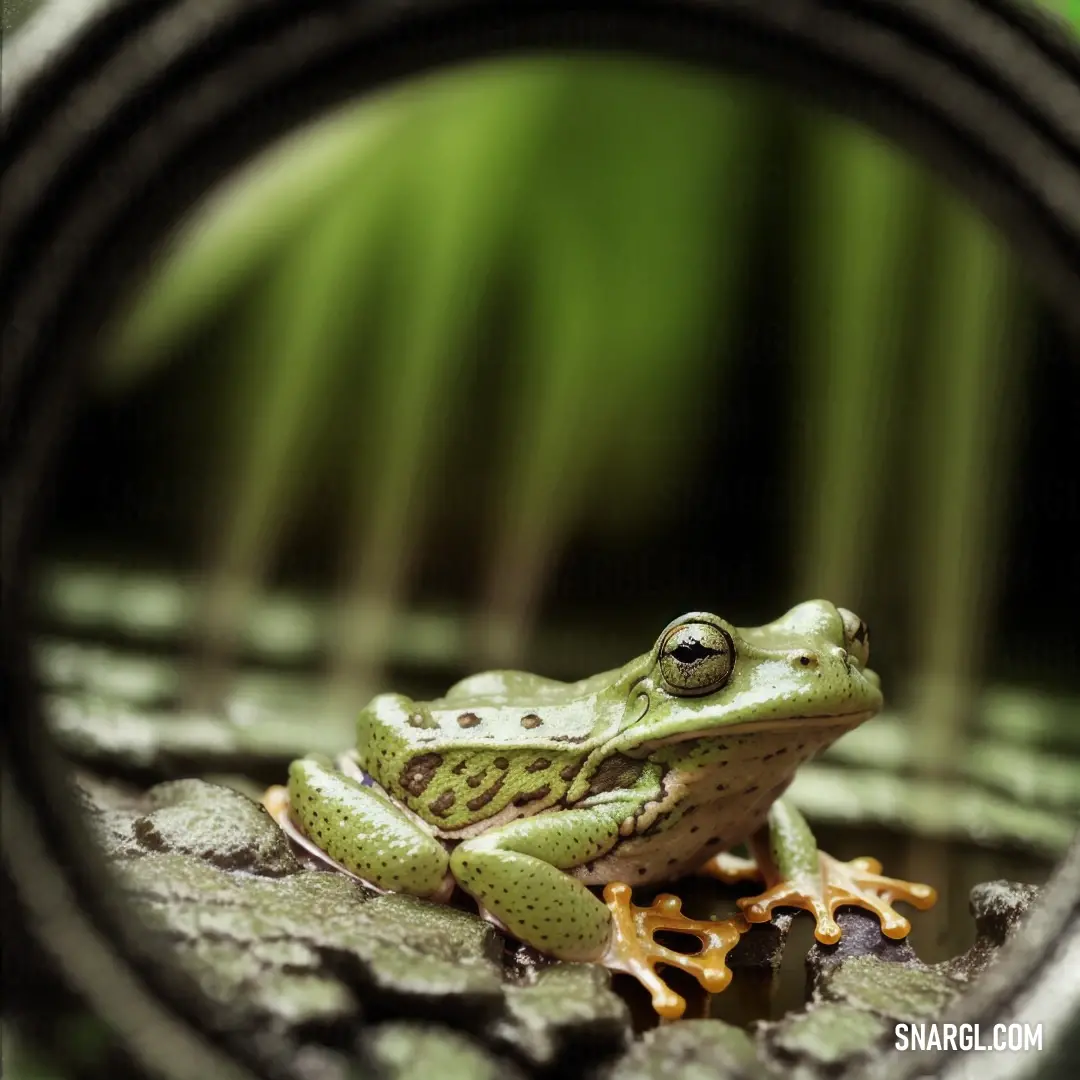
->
xmin=601 ymin=882 xmax=750 ymax=1020
xmin=737 ymin=853 xmax=937 ymax=945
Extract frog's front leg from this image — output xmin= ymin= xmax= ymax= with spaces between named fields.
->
xmin=267 ymin=757 xmax=453 ymax=900
xmin=450 ymin=799 xmax=748 ymax=1019
xmin=736 ymin=798 xmax=937 ymax=944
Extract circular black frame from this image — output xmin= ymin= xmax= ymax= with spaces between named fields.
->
xmin=3 ymin=2 xmax=1080 ymax=1079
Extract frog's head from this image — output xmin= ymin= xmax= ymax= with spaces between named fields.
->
xmin=612 ymin=600 xmax=883 ymax=754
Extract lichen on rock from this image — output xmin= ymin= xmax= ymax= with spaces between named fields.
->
xmin=75 ymin=773 xmax=1043 ymax=1080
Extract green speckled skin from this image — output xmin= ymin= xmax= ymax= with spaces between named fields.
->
xmin=286 ymin=600 xmax=881 ymax=960
xmin=288 ymin=760 xmax=449 ymax=896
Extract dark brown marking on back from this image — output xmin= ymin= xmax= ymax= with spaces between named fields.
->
xmin=452 ymin=760 xmax=469 ymax=775
xmin=428 ymin=790 xmax=456 ymax=816
xmin=457 ymin=712 xmax=482 ymax=728
xmin=466 ymin=773 xmax=484 ymax=788
xmin=520 ymin=713 xmax=543 ymax=729
xmin=526 ymin=757 xmax=551 ymax=773
xmin=466 ymin=774 xmax=506 ymax=812
xmin=401 ymin=753 xmax=442 ymax=796
xmin=560 ymin=761 xmax=583 ymax=782
xmin=494 ymin=756 xmax=510 ymax=770
xmin=514 ymin=785 xmax=551 ymax=807
xmin=587 ymin=752 xmax=645 ymax=797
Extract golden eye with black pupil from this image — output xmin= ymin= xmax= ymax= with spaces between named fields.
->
xmin=838 ymin=607 xmax=870 ymax=667
xmin=659 ymin=621 xmax=735 ymax=696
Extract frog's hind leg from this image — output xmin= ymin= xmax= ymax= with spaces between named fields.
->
xmin=449 ymin=802 xmax=749 ymax=1019
xmin=265 ymin=757 xmax=454 ymax=902
xmin=737 ymin=798 xmax=937 ymax=944
xmin=263 ymin=784 xmax=378 ymax=886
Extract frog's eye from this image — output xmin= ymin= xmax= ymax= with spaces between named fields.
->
xmin=838 ymin=607 xmax=870 ymax=668
xmin=659 ymin=622 xmax=735 ymax=696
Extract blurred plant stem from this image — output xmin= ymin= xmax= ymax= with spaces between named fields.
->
xmin=905 ymin=195 xmax=1025 ymax=793
xmin=89 ymin=56 xmax=1040 ymax=719
xmin=326 ymin=67 xmax=567 ymax=709
xmin=472 ymin=73 xmax=771 ymax=667
xmin=792 ymin=115 xmax=921 ymax=608
xmin=190 ymin=127 xmax=407 ymax=706
xmin=107 ymin=103 xmax=403 ymax=391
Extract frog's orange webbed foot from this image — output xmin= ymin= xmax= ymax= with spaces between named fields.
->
xmin=600 ymin=882 xmax=750 ymax=1020
xmin=696 ymin=851 xmax=764 ymax=885
xmin=737 ymin=853 xmax=937 ymax=945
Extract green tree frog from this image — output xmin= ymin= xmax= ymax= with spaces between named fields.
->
xmin=266 ymin=601 xmax=935 ymax=1017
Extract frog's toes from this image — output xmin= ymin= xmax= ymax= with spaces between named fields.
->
xmin=736 ymin=852 xmax=937 ymax=945
xmin=600 ymin=882 xmax=750 ymax=1020
xmin=695 ymin=851 xmax=764 ymax=885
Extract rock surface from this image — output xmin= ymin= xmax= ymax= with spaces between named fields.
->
xmin=76 ymin=774 xmax=1042 ymax=1080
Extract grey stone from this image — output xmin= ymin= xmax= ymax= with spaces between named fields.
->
xmin=762 ymin=1003 xmax=887 ymax=1071
xmin=599 ymin=1019 xmax=762 ymax=1080
xmin=807 ymin=908 xmax=921 ymax=990
xmin=939 ymin=879 xmax=1042 ymax=985
xmin=73 ymin=771 xmax=1042 ymax=1080
xmin=367 ymin=1022 xmax=527 ymax=1080
xmin=495 ymin=963 xmax=631 ymax=1068
xmin=817 ymin=955 xmax=958 ymax=1022
xmin=132 ymin=779 xmax=301 ymax=876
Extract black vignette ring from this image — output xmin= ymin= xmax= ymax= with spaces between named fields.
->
xmin=3 ymin=2 xmax=1080 ymax=1079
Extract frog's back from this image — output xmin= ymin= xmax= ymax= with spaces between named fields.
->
xmin=355 ymin=670 xmax=620 ymax=836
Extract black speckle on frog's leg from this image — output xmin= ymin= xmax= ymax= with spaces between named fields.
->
xmin=466 ymin=773 xmax=506 ymax=811
xmin=400 ymin=752 xmax=443 ymax=796
xmin=526 ymin=757 xmax=551 ymax=773
xmin=429 ymin=790 xmax=456 ymax=817
xmin=521 ymin=713 xmax=543 ymax=729
xmin=457 ymin=712 xmax=482 ymax=728
xmin=514 ymin=785 xmax=551 ymax=807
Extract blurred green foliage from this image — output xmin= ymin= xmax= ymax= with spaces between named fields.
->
xmin=99 ymin=55 xmax=1036 ymax=735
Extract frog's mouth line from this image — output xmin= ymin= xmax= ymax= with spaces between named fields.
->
xmin=640 ymin=710 xmax=874 ymax=748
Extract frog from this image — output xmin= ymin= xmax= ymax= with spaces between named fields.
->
xmin=265 ymin=600 xmax=936 ymax=1018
